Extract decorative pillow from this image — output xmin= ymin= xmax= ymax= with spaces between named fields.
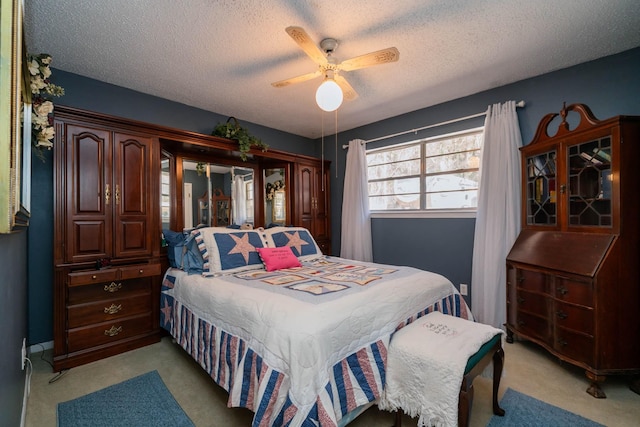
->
xmin=262 ymin=226 xmax=323 ymax=261
xmin=192 ymin=227 xmax=267 ymax=276
xmin=257 ymin=247 xmax=302 ymax=271
xmin=162 ymin=229 xmax=205 ymax=274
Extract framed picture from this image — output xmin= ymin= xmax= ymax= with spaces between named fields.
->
xmin=0 ymin=0 xmax=28 ymax=232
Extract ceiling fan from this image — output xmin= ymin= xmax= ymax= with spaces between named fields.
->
xmin=272 ymin=26 xmax=399 ymax=109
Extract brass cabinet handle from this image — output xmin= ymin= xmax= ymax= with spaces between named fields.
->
xmin=104 ymin=303 xmax=122 ymax=315
xmin=557 ymin=286 xmax=568 ymax=296
xmin=91 ymin=275 xmax=97 ymax=280
xmin=556 ymin=310 xmax=568 ymax=319
xmin=558 ymin=338 xmax=568 ymax=347
xmin=104 ymin=282 xmax=122 ymax=293
xmin=139 ymin=269 xmax=144 ymax=274
xmin=105 ymin=184 xmax=111 ymax=205
xmin=104 ymin=325 xmax=122 ymax=337
xmin=115 ymin=184 xmax=120 ymax=205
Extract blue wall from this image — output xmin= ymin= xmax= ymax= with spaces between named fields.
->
xmin=26 ymin=47 xmax=640 ymax=345
xmin=325 ymin=47 xmax=640 ymax=303
xmin=0 ymin=231 xmax=28 ymax=427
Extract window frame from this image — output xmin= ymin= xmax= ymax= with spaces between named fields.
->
xmin=367 ymin=127 xmax=483 ymax=219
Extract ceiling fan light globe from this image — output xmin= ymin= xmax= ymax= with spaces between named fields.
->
xmin=316 ymin=79 xmax=343 ymax=112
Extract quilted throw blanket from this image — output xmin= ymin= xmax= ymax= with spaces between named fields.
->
xmin=379 ymin=311 xmax=504 ymax=427
xmin=160 ymin=256 xmax=472 ymax=427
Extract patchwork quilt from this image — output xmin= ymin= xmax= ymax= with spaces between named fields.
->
xmin=160 ymin=256 xmax=471 ymax=427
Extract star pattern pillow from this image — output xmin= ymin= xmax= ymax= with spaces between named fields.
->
xmin=262 ymin=226 xmax=323 ymax=261
xmin=192 ymin=227 xmax=267 ymax=276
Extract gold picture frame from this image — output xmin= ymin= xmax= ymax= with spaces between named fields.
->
xmin=0 ymin=0 xmax=29 ymax=232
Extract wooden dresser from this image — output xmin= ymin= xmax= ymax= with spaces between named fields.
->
xmin=53 ymin=109 xmax=162 ymax=371
xmin=506 ymin=104 xmax=640 ymax=397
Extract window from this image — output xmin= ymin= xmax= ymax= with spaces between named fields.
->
xmin=367 ymin=128 xmax=483 ymax=212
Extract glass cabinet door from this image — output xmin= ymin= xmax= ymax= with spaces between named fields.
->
xmin=567 ymin=137 xmax=612 ymax=227
xmin=525 ymin=150 xmax=557 ymax=226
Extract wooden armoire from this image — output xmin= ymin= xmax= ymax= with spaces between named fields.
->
xmin=52 ymin=109 xmax=162 ymax=371
xmin=506 ymin=103 xmax=640 ymax=397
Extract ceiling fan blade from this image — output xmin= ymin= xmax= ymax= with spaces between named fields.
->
xmin=339 ymin=47 xmax=400 ymax=72
xmin=285 ymin=26 xmax=328 ymax=66
xmin=271 ymin=70 xmax=322 ymax=88
xmin=334 ymin=75 xmax=358 ymax=101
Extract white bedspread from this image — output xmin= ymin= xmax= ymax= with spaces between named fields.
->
xmin=163 ymin=256 xmax=469 ymax=426
xmin=379 ymin=311 xmax=503 ymax=427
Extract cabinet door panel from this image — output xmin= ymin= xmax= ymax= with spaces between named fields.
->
xmin=65 ymin=124 xmax=112 ymax=264
xmin=113 ymin=133 xmax=154 ymax=258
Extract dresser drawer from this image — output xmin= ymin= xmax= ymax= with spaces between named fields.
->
xmin=120 ymin=263 xmax=161 ymax=280
xmin=68 ymin=277 xmax=152 ymax=305
xmin=555 ymin=328 xmax=595 ymax=366
xmin=554 ymin=301 xmax=594 ymax=335
xmin=68 ymin=269 xmax=119 ymax=286
xmin=514 ymin=311 xmax=550 ymax=344
xmin=67 ymin=314 xmax=154 ymax=353
xmin=554 ymin=277 xmax=593 ymax=306
xmin=516 ymin=289 xmax=548 ymax=317
xmin=68 ymin=294 xmax=152 ymax=328
xmin=517 ymin=269 xmax=549 ymax=294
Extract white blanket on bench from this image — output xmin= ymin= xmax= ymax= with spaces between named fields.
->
xmin=379 ymin=311 xmax=503 ymax=427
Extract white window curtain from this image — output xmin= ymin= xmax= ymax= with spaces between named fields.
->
xmin=471 ymin=101 xmax=522 ymax=328
xmin=340 ymin=139 xmax=373 ymax=262
xmin=232 ymin=175 xmax=247 ymax=225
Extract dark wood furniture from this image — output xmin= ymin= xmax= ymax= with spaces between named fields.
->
xmin=53 ymin=112 xmax=162 ymax=371
xmin=52 ymin=106 xmax=332 ymax=370
xmin=506 ymin=103 xmax=640 ymax=397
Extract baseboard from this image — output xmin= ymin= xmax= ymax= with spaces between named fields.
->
xmin=29 ymin=340 xmax=53 ymax=354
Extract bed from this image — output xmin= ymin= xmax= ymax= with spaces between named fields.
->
xmin=160 ymin=226 xmax=472 ymax=427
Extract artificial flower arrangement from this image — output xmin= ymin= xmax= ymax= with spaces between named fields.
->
xmin=265 ymin=180 xmax=284 ymax=201
xmin=26 ymin=54 xmax=64 ymax=158
xmin=211 ymin=117 xmax=268 ymax=161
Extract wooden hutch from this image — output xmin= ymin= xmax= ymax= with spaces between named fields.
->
xmin=506 ymin=103 xmax=640 ymax=397
xmin=52 ymin=106 xmax=331 ymax=371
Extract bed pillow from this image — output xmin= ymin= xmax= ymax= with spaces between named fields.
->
xmin=262 ymin=226 xmax=323 ymax=261
xmin=162 ymin=229 xmax=184 ymax=269
xmin=257 ymin=247 xmax=302 ymax=271
xmin=162 ymin=229 xmax=205 ymax=274
xmin=192 ymin=227 xmax=267 ymax=276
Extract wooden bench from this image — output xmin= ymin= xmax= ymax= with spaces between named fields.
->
xmin=386 ymin=316 xmax=506 ymax=427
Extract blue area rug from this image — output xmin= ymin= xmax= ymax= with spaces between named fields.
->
xmin=486 ymin=388 xmax=605 ymax=427
xmin=57 ymin=370 xmax=194 ymax=427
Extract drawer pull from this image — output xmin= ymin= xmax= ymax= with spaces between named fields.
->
xmin=558 ymin=338 xmax=568 ymax=347
xmin=104 ymin=325 xmax=122 ymax=337
xmin=104 ymin=282 xmax=122 ymax=293
xmin=517 ymin=320 xmax=525 ymax=326
xmin=104 ymin=303 xmax=122 ymax=315
xmin=139 ymin=269 xmax=144 ymax=274
xmin=517 ymin=276 xmax=525 ymax=283
xmin=556 ymin=310 xmax=568 ymax=319
xmin=517 ymin=297 xmax=525 ymax=303
xmin=92 ymin=275 xmax=97 ymax=280
xmin=557 ymin=286 xmax=568 ymax=296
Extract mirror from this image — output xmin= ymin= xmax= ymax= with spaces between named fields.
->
xmin=264 ymin=168 xmax=286 ymax=226
xmin=182 ymin=160 xmax=254 ymax=228
xmin=160 ymin=155 xmax=171 ymax=230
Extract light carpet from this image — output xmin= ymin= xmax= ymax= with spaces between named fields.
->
xmin=57 ymin=370 xmax=194 ymax=427
xmin=486 ymin=388 xmax=605 ymax=427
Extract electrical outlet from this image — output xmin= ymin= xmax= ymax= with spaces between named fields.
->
xmin=459 ymin=283 xmax=468 ymax=296
xmin=21 ymin=338 xmax=27 ymax=370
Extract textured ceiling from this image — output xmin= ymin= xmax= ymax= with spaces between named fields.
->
xmin=23 ymin=1 xmax=640 ymax=139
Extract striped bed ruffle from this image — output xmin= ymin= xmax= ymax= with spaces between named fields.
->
xmin=161 ymin=282 xmax=471 ymax=427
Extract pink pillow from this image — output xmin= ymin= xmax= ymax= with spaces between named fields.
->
xmin=257 ymin=247 xmax=302 ymax=271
